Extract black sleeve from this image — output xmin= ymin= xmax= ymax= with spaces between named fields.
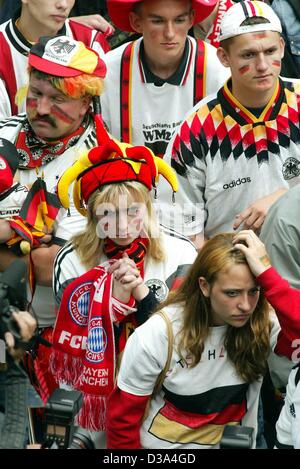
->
xmin=135 ymin=290 xmax=159 ymax=326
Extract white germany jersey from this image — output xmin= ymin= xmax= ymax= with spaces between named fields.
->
xmin=101 ymin=36 xmax=229 ymax=154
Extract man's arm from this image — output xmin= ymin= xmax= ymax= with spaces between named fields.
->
xmin=260 ymin=188 xmax=300 ymax=290
xmin=0 ymin=77 xmax=11 ymax=119
xmin=233 ymin=187 xmax=287 ymax=232
xmin=4 ymin=310 xmax=37 ymax=361
xmin=0 ymin=243 xmax=61 ymax=286
xmin=71 ymin=14 xmax=114 ymax=36
xmin=0 ymin=219 xmax=14 ymax=243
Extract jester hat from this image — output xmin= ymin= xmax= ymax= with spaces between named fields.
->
xmin=57 ymin=128 xmax=178 ymax=217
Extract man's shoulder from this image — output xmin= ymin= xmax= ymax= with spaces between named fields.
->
xmin=160 ymin=225 xmax=197 ymax=252
xmin=182 ymin=89 xmax=220 ymax=123
xmin=0 ymin=19 xmax=10 ymax=33
xmin=262 ymin=185 xmax=300 ymax=237
xmin=282 ymin=77 xmax=300 ymax=94
xmin=105 ymin=39 xmax=136 ymax=63
xmin=0 ymin=113 xmax=25 ymax=134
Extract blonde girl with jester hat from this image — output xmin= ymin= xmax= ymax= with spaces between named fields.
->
xmin=50 ymin=131 xmax=197 ymax=445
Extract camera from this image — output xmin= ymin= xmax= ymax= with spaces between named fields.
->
xmin=220 ymin=425 xmax=254 ymax=449
xmin=68 ymin=427 xmax=95 ymax=449
xmin=0 ymin=259 xmax=28 ymax=344
xmin=42 ymin=388 xmax=83 ymax=449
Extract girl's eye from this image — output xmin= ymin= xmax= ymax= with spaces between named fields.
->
xmin=249 ymin=288 xmax=260 ymax=296
xmin=102 ymin=210 xmax=116 ymax=217
xmin=128 ymin=207 xmax=140 ymax=216
xmin=226 ymin=291 xmax=238 ymax=297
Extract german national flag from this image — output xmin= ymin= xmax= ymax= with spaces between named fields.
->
xmin=19 ymin=177 xmax=61 ymax=232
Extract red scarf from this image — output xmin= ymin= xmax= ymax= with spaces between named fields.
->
xmin=50 ymin=237 xmax=148 ymax=431
xmin=206 ymin=0 xmax=233 ymax=48
xmin=103 ymin=237 xmax=149 ymax=277
xmin=16 ymin=117 xmax=89 ymax=169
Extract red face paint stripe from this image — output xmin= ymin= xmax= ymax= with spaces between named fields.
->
xmin=51 ymin=105 xmax=75 ymax=124
xmin=26 ymin=97 xmax=37 ymax=108
xmin=252 ymin=32 xmax=267 ymax=39
xmin=272 ymin=60 xmax=281 ymax=67
xmin=239 ymin=65 xmax=250 ymax=75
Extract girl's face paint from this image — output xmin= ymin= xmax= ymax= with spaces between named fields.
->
xmin=26 ymin=75 xmax=90 ymax=140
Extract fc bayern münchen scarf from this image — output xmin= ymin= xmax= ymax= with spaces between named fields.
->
xmin=50 ymin=265 xmax=135 ymax=431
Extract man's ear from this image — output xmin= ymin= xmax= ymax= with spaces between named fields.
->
xmin=217 ymin=47 xmax=231 ymax=68
xmin=198 ymin=277 xmax=210 ymax=298
xmin=129 ymin=11 xmax=143 ymax=33
xmin=279 ymin=36 xmax=285 ymax=59
xmin=189 ymin=9 xmax=195 ymax=29
xmin=79 ymin=95 xmax=92 ymax=117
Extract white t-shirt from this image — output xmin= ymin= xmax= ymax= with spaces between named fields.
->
xmin=118 ymin=306 xmax=281 ymax=449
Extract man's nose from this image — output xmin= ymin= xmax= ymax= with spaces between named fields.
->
xmin=256 ymin=53 xmax=268 ymax=71
xmin=36 ymin=96 xmax=51 ymax=115
xmin=164 ymin=21 xmax=176 ymax=40
xmin=56 ymin=0 xmax=69 ymax=10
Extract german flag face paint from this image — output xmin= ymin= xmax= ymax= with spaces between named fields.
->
xmin=239 ymin=65 xmax=250 ymax=76
xmin=272 ymin=60 xmax=281 ymax=68
xmin=26 ymin=75 xmax=90 ymax=140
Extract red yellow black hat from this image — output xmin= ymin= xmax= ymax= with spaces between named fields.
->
xmin=57 ymin=136 xmax=178 ymax=217
xmin=29 ymin=35 xmax=107 ymax=78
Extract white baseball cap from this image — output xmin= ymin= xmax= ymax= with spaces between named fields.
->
xmin=219 ymin=1 xmax=282 ymax=42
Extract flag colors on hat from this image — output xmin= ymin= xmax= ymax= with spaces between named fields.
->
xmin=57 ymin=138 xmax=178 ymax=216
xmin=107 ymin=0 xmax=218 ymax=33
xmin=29 ymin=36 xmax=107 ymax=78
xmin=219 ymin=1 xmax=282 ymax=42
xmin=0 ymin=138 xmax=19 ymax=193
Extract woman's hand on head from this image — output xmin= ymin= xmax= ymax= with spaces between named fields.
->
xmin=232 ymin=230 xmax=271 ymax=277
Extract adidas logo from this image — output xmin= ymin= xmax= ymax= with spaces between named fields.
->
xmin=223 ymin=177 xmax=251 ymax=190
